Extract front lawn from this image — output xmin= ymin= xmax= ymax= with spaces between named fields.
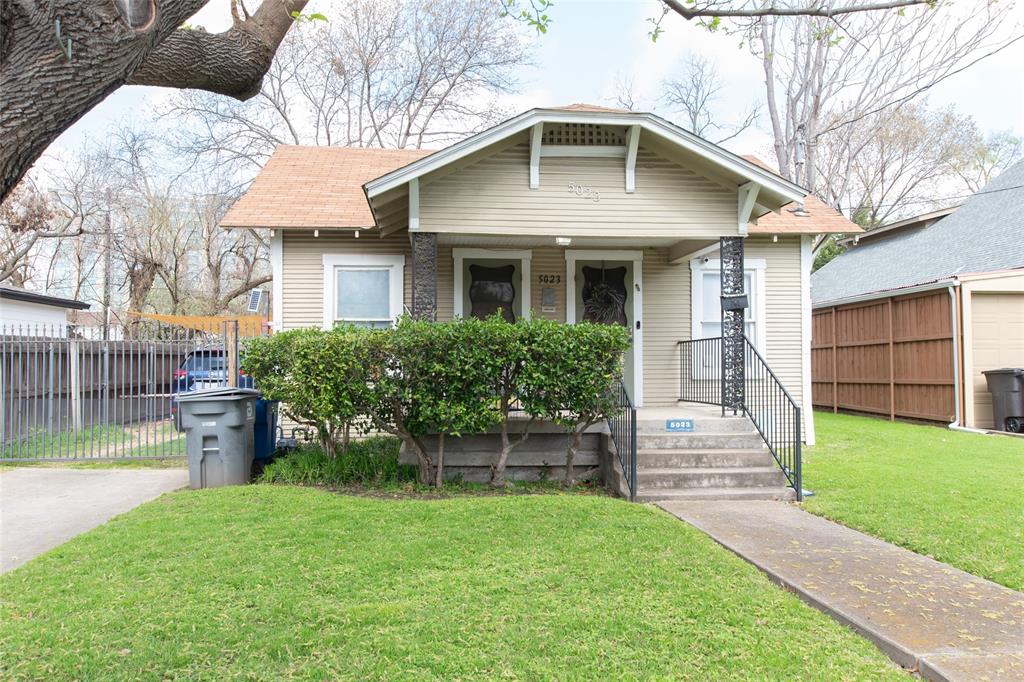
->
xmin=805 ymin=412 xmax=1024 ymax=590
xmin=1 ymin=487 xmax=902 ymax=680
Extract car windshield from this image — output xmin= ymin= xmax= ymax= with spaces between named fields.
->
xmin=184 ymin=354 xmax=227 ymax=371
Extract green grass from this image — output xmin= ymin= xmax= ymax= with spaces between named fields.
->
xmin=1 ymin=421 xmax=184 ymax=461
xmin=258 ymin=437 xmax=413 ymax=486
xmin=805 ymin=412 xmax=1024 ymax=590
xmin=1 ymin=487 xmax=903 ymax=680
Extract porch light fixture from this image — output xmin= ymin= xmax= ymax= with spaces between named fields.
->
xmin=555 ymin=237 xmax=572 ymax=247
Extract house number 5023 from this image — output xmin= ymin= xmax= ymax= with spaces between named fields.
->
xmin=568 ymin=183 xmax=600 ymax=203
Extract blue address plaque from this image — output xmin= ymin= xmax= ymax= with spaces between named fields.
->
xmin=665 ymin=419 xmax=694 ymax=432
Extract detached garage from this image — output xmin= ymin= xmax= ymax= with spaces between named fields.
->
xmin=811 ymin=160 xmax=1024 ymax=430
xmin=962 ymin=273 xmax=1024 ymax=429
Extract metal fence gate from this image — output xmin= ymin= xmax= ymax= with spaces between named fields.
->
xmin=1 ymin=321 xmax=258 ymax=462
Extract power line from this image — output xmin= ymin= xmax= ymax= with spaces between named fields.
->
xmin=834 ymin=182 xmax=1024 ymax=213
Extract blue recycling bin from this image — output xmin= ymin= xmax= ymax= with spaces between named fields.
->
xmin=253 ymin=399 xmax=279 ymax=461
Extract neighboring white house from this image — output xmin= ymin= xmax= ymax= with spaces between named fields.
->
xmin=0 ymin=286 xmax=91 ymax=337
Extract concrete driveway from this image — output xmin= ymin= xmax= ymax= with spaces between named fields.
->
xmin=0 ymin=468 xmax=188 ymax=574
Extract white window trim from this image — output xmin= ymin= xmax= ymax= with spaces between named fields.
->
xmin=565 ymin=249 xmax=644 ymax=407
xmin=270 ymin=230 xmax=283 ymax=332
xmin=689 ymin=257 xmax=767 ymax=355
xmin=322 ymin=253 xmax=405 ymax=330
xmin=452 ymin=248 xmax=532 ymax=320
xmin=800 ymin=235 xmax=816 ymax=445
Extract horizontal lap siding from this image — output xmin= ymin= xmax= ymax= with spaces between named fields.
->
xmin=281 ymin=231 xmax=412 ymax=330
xmin=747 ymin=238 xmax=805 ymax=435
xmin=419 ymin=144 xmax=736 ymax=237
xmin=642 ymin=248 xmax=689 ymax=406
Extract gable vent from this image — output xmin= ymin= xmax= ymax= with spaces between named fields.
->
xmin=542 ymin=123 xmax=626 ymax=146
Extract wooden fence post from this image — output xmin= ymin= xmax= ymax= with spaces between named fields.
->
xmin=888 ymin=298 xmax=895 ymax=421
xmin=831 ymin=307 xmax=838 ymax=413
xmin=226 ymin=320 xmax=239 ymax=388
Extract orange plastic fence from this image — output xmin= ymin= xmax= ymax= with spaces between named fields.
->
xmin=129 ymin=312 xmax=268 ymax=337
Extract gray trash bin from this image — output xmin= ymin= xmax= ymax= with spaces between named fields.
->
xmin=982 ymin=368 xmax=1024 ymax=433
xmin=176 ymin=388 xmax=260 ymax=489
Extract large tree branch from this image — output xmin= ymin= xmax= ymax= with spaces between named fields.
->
xmin=660 ymin=0 xmax=933 ymax=20
xmin=0 ymin=0 xmax=306 ymax=203
xmin=129 ymin=0 xmax=307 ymax=99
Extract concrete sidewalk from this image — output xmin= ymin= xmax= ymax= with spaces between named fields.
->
xmin=1 ymin=468 xmax=188 ymax=573
xmin=658 ymin=500 xmax=1024 ymax=682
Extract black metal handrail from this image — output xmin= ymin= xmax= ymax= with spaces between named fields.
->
xmin=677 ymin=337 xmax=723 ymax=406
xmin=606 ymin=378 xmax=637 ymax=501
xmin=742 ymin=337 xmax=802 ymax=500
xmin=676 ymin=336 xmax=803 ymax=501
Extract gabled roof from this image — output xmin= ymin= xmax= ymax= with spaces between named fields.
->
xmin=220 ymin=146 xmax=432 ymax=229
xmin=837 ymin=206 xmax=958 ymax=246
xmin=364 ymin=107 xmax=808 ymax=205
xmin=812 ymin=160 xmax=1024 ymax=305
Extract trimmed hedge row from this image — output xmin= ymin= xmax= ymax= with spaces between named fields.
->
xmin=242 ymin=315 xmax=630 ymax=487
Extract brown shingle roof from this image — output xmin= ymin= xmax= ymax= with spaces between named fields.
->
xmin=220 ymin=146 xmax=433 ymax=229
xmin=741 ymin=155 xmax=861 ymax=235
xmin=550 ymin=103 xmax=634 ymax=114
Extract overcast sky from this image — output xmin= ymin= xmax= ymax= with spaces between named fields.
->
xmin=52 ymin=0 xmax=1024 ymax=165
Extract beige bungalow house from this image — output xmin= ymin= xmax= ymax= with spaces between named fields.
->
xmin=222 ymin=104 xmax=857 ymax=500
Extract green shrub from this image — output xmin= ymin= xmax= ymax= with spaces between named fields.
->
xmin=244 ymin=327 xmax=373 ymax=457
xmin=258 ymin=437 xmax=413 ymax=487
xmin=245 ymin=316 xmax=631 ymax=489
xmin=520 ymin=319 xmax=631 ymax=484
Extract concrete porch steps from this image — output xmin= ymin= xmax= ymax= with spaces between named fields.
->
xmin=633 ymin=405 xmax=794 ymax=502
xmin=638 ymin=466 xmax=788 ymax=490
xmin=638 ymin=486 xmax=795 ymax=502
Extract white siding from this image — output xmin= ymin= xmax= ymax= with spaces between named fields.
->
xmin=419 ymin=143 xmax=737 ymax=238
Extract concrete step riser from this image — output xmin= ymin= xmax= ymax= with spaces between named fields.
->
xmin=638 ymin=433 xmax=765 ymax=450
xmin=635 ymin=418 xmax=756 ymax=434
xmin=638 ymin=470 xmax=788 ymax=489
xmin=638 ymin=450 xmax=772 ymax=469
xmin=636 ymin=488 xmax=795 ymax=502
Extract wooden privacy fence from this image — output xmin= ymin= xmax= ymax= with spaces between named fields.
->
xmin=811 ymin=290 xmax=955 ymax=422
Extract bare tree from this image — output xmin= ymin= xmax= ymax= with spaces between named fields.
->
xmin=0 ymin=164 xmax=100 ymax=286
xmin=816 ymin=102 xmax=980 ymax=226
xmin=609 ymin=73 xmax=640 ymax=111
xmin=166 ymin=0 xmax=530 ymax=174
xmin=750 ymin=3 xmax=1020 ymax=191
xmin=947 ymin=131 xmax=1024 ymax=194
xmin=662 ymin=54 xmax=760 ymax=143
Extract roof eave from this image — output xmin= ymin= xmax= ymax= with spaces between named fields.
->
xmin=363 ymin=108 xmax=808 ymax=204
xmin=812 ymin=277 xmax=959 ymax=309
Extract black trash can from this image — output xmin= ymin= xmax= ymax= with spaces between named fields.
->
xmin=176 ymin=387 xmax=260 ymax=488
xmin=982 ymin=368 xmax=1024 ymax=433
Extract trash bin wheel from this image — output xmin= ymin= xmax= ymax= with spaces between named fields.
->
xmin=1006 ymin=416 xmax=1023 ymax=434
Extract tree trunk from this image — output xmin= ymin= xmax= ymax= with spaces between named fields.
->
xmin=433 ymin=433 xmax=445 ymax=488
xmin=564 ymin=429 xmax=583 ymax=487
xmin=0 ymin=0 xmax=307 ymax=202
xmin=490 ymin=407 xmax=531 ymax=488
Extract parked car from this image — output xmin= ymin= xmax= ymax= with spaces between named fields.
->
xmin=170 ymin=349 xmax=253 ymax=430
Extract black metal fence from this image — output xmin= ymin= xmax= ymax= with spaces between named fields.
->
xmin=0 ymin=322 xmax=250 ymax=462
xmin=606 ymin=378 xmax=637 ymax=501
xmin=677 ymin=336 xmax=803 ymax=500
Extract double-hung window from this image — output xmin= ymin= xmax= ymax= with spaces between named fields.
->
xmin=322 ymin=254 xmax=405 ymax=329
xmin=691 ymin=257 xmax=767 ymax=353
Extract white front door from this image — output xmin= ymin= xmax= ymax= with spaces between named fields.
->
xmin=565 ymin=250 xmax=644 ymax=407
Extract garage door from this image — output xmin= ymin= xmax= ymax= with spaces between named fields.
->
xmin=970 ymin=293 xmax=1024 ymax=428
